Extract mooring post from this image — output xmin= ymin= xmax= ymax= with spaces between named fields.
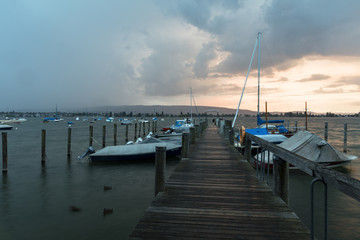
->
xmin=324 ymin=122 xmax=328 ymax=141
xmin=41 ymin=129 xmax=46 ymax=163
xmin=155 ymin=146 xmax=166 ymax=196
xmin=102 ymin=125 xmax=106 ymax=148
xmin=344 ymin=123 xmax=348 ymax=153
xmin=143 ymin=122 xmax=146 ymax=137
xmin=190 ymin=127 xmax=196 ymax=145
xmin=2 ymin=132 xmax=8 ymax=173
xmin=244 ymin=137 xmax=251 ymax=163
xmin=229 ymin=128 xmax=234 ymax=146
xmin=67 ymin=127 xmax=71 ymax=159
xmin=134 ymin=123 xmax=137 ymax=141
xmin=295 ymin=121 xmax=298 ymax=133
xmin=113 ymin=123 xmax=117 ymax=146
xmin=181 ymin=133 xmax=190 ymax=159
xmin=152 ymin=121 xmax=155 ymax=133
xmin=155 ymin=120 xmax=157 ymax=133
xmin=125 ymin=125 xmax=129 ymax=143
xmin=273 ymin=158 xmax=289 ymax=204
xmin=89 ymin=125 xmax=93 ymax=146
xmin=148 ymin=121 xmax=150 ymax=134
xmin=138 ymin=122 xmax=141 ymax=138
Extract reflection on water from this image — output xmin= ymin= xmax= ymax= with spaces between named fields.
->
xmin=0 ymin=116 xmax=359 ymax=239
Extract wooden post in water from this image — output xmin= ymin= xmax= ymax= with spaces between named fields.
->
xmin=89 ymin=125 xmax=93 ymax=146
xmin=152 ymin=121 xmax=155 ymax=133
xmin=138 ymin=122 xmax=141 ymax=138
xmin=181 ymin=133 xmax=189 ymax=159
xmin=344 ymin=123 xmax=348 ymax=153
xmin=244 ymin=136 xmax=252 ymax=163
xmin=125 ymin=125 xmax=129 ymax=143
xmin=2 ymin=132 xmax=8 ymax=173
xmin=229 ymin=128 xmax=234 ymax=146
xmin=155 ymin=120 xmax=157 ymax=133
xmin=295 ymin=121 xmax=298 ymax=133
xmin=143 ymin=122 xmax=146 ymax=137
xmin=190 ymin=127 xmax=196 ymax=145
xmin=273 ymin=158 xmax=289 ymax=204
xmin=41 ymin=129 xmax=46 ymax=163
xmin=148 ymin=121 xmax=150 ymax=134
xmin=324 ymin=122 xmax=328 ymax=141
xmin=134 ymin=123 xmax=137 ymax=141
xmin=102 ymin=125 xmax=106 ymax=148
xmin=67 ymin=127 xmax=71 ymax=159
xmin=113 ymin=124 xmax=117 ymax=145
xmin=155 ymin=146 xmax=166 ymax=196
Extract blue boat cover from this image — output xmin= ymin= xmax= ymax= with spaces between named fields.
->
xmin=257 ymin=115 xmax=284 ymax=126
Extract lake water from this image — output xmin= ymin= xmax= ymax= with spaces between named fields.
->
xmin=1 ymin=116 xmax=359 ymax=239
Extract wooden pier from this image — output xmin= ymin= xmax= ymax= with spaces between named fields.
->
xmin=130 ymin=124 xmax=310 ymax=239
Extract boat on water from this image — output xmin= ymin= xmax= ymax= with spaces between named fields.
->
xmin=233 ymin=32 xmax=293 ymax=146
xmin=89 ymin=137 xmax=182 ymax=161
xmin=120 ymin=119 xmax=134 ymax=125
xmin=43 ymin=117 xmax=64 ymax=123
xmin=0 ymin=118 xmax=27 ymax=124
xmin=0 ymin=124 xmax=13 ymax=130
xmin=254 ymin=131 xmax=358 ymax=169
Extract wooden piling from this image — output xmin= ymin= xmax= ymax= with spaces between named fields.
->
xmin=134 ymin=123 xmax=137 ymax=141
xmin=229 ymin=128 xmax=234 ymax=145
xmin=89 ymin=125 xmax=93 ymax=146
xmin=273 ymin=158 xmax=289 ymax=204
xmin=41 ymin=129 xmax=46 ymax=163
xmin=2 ymin=132 xmax=8 ymax=173
xmin=295 ymin=121 xmax=298 ymax=133
xmin=324 ymin=122 xmax=328 ymax=141
xmin=181 ymin=133 xmax=190 ymax=159
xmin=138 ymin=122 xmax=141 ymax=138
xmin=148 ymin=121 xmax=150 ymax=134
xmin=126 ymin=125 xmax=129 ymax=143
xmin=67 ymin=127 xmax=71 ymax=158
xmin=190 ymin=127 xmax=196 ymax=145
xmin=344 ymin=123 xmax=348 ymax=153
xmin=155 ymin=146 xmax=166 ymax=196
xmin=113 ymin=124 xmax=117 ymax=145
xmin=143 ymin=122 xmax=146 ymax=137
xmin=102 ymin=125 xmax=106 ymax=148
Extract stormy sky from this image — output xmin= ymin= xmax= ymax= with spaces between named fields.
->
xmin=1 ymin=0 xmax=359 ymax=113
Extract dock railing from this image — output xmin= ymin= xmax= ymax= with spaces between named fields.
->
xmin=243 ymin=132 xmax=360 ymax=203
xmin=216 ymin=118 xmax=360 ymax=239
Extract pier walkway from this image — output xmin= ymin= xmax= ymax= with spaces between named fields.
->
xmin=130 ymin=124 xmax=310 ymax=239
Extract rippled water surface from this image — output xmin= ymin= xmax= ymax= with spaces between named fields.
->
xmin=1 ymin=116 xmax=359 ymax=239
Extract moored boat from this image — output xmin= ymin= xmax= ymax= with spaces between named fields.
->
xmin=0 ymin=124 xmax=13 ymax=130
xmin=89 ymin=137 xmax=182 ymax=161
xmin=254 ymin=131 xmax=357 ymax=169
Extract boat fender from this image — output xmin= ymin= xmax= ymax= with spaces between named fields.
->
xmin=240 ymin=126 xmax=246 ymax=144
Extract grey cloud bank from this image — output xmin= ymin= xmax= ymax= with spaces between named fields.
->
xmin=1 ymin=0 xmax=359 ymax=112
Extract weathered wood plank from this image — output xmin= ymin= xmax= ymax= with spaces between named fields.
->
xmin=129 ymin=124 xmax=310 ymax=239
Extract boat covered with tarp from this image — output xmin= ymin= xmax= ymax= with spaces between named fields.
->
xmin=255 ymin=131 xmax=357 ymax=168
xmin=89 ymin=137 xmax=182 ymax=161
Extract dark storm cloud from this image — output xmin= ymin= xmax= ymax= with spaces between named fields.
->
xmin=297 ymin=74 xmax=330 ymax=82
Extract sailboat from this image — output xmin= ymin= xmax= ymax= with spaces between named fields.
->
xmin=233 ymin=32 xmax=290 ymax=146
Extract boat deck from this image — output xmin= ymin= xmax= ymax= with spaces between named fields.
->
xmin=130 ymin=124 xmax=310 ymax=239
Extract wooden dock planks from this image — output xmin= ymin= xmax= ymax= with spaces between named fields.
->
xmin=130 ymin=124 xmax=310 ymax=239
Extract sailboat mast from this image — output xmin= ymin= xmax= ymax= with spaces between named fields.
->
xmin=190 ymin=88 xmax=193 ymax=121
xmin=257 ymin=32 xmax=261 ymax=117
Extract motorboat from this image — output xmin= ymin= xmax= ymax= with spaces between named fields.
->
xmin=89 ymin=137 xmax=182 ymax=161
xmin=254 ymin=131 xmax=357 ymax=169
xmin=0 ymin=124 xmax=13 ymax=130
